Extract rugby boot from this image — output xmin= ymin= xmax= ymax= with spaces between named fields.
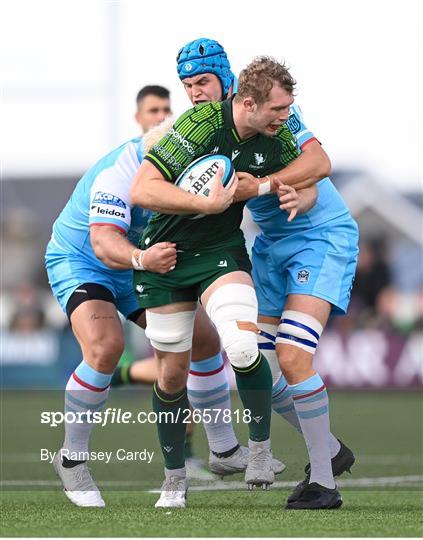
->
xmin=287 ymin=439 xmax=355 ymax=503
xmin=155 ymin=475 xmax=188 ymax=508
xmin=209 ymin=445 xmax=285 ymax=478
xmin=245 ymin=440 xmax=275 ymax=490
xmin=286 ymin=482 xmax=343 ymax=510
xmin=53 ymin=451 xmax=105 ymax=507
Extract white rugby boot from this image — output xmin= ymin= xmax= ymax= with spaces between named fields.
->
xmin=155 ymin=474 xmax=188 ymax=508
xmin=53 ymin=451 xmax=105 ymax=507
xmin=245 ymin=440 xmax=275 ymax=490
xmin=272 ymin=456 xmax=286 ymax=475
xmin=209 ymin=445 xmax=285 ymax=478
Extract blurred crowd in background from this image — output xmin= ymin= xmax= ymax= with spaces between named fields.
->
xmin=2 ymin=166 xmax=422 ymax=389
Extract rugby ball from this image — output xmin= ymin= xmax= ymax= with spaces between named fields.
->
xmin=175 ymin=154 xmax=235 ymax=219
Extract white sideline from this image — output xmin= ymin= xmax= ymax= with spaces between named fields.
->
xmin=1 ymin=475 xmax=422 ymax=489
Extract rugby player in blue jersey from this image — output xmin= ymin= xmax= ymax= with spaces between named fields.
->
xmin=174 ymin=39 xmax=358 ymax=510
xmin=45 ymin=85 xmax=281 ymax=507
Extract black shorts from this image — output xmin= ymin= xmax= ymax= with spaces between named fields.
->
xmin=65 ymin=282 xmax=144 ymax=323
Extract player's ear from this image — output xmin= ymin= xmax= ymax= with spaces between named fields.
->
xmin=244 ymin=97 xmax=256 ymax=112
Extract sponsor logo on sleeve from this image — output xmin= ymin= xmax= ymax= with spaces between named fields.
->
xmin=152 ymin=145 xmax=184 ymax=171
xmin=286 ymin=113 xmax=301 ymax=135
xmin=169 ymin=128 xmax=195 ymax=155
xmin=93 ymin=191 xmax=127 ymax=208
xmin=90 ymin=205 xmax=126 ymax=219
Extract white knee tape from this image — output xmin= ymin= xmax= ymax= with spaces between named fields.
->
xmin=145 ymin=310 xmax=196 ymax=352
xmin=258 ymin=322 xmax=281 ymax=385
xmin=276 ymin=310 xmax=323 ymax=355
xmin=205 ymin=284 xmax=259 ymax=369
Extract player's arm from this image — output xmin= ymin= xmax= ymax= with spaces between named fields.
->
xmin=90 ymin=225 xmax=176 ymax=273
xmin=267 ymin=140 xmax=331 ymax=190
xmin=89 ymin=169 xmax=176 ymax=273
xmin=234 ymin=141 xmax=330 ymax=201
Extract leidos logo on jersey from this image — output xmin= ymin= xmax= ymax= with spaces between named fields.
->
xmin=93 ymin=191 xmax=126 ymax=208
xmin=90 ymin=205 xmax=126 ymax=219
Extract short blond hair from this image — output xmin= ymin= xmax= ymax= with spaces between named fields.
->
xmin=235 ymin=56 xmax=296 ymax=105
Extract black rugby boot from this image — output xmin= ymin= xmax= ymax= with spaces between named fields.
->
xmin=287 ymin=439 xmax=355 ymax=504
xmin=286 ymin=482 xmax=342 ymax=510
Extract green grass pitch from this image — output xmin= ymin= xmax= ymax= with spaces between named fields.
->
xmin=1 ymin=390 xmax=422 ymax=537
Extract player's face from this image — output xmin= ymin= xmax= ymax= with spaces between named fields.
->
xmin=249 ymin=84 xmax=294 ymax=136
xmin=182 ymin=74 xmax=223 ymax=105
xmin=135 ymin=95 xmax=172 ymax=132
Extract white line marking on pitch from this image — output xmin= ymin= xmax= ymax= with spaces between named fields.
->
xmin=149 ymin=476 xmax=423 ymax=492
xmin=2 ymin=453 xmax=422 ymax=465
xmin=1 ymin=475 xmax=422 ymax=489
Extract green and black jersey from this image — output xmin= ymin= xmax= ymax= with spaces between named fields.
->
xmin=142 ymin=97 xmax=298 ymax=252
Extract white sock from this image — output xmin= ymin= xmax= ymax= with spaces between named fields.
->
xmin=187 ymin=353 xmax=238 ymax=454
xmin=258 ymin=322 xmax=341 ymax=457
xmin=165 ymin=466 xmax=186 ymax=479
xmin=290 ymin=373 xmax=335 ymax=489
xmin=63 ymin=360 xmax=111 ymax=455
xmin=249 ymin=438 xmax=271 ymax=451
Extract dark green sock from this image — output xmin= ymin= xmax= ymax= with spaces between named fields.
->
xmin=232 ymin=352 xmax=272 ymax=442
xmin=152 ymin=383 xmax=190 ymax=470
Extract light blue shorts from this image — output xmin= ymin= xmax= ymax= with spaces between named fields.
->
xmin=252 ymin=217 xmax=359 ymax=317
xmin=45 ymin=244 xmax=140 ymax=319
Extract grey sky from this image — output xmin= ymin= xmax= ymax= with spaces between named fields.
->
xmin=2 ymin=0 xmax=422 ymax=190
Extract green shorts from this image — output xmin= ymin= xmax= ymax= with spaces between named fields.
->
xmin=133 ymin=245 xmax=252 ymax=308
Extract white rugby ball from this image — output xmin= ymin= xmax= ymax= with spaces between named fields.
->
xmin=175 ymin=154 xmax=235 ymax=219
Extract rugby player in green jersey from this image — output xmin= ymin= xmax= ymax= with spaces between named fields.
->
xmin=130 ymin=58 xmax=321 ymax=508
xmin=177 ymin=42 xmax=357 ymax=510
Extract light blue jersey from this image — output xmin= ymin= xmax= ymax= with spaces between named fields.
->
xmin=45 ymin=137 xmax=151 ymax=317
xmin=247 ymin=104 xmax=359 ymax=316
xmin=247 ymin=104 xmax=351 ymax=240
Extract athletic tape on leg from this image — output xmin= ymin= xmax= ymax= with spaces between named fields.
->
xmin=146 ymin=310 xmax=196 ymax=352
xmin=258 ymin=322 xmax=281 ymax=386
xmin=276 ymin=310 xmax=323 ymax=355
xmin=205 ymin=284 xmax=259 ymax=369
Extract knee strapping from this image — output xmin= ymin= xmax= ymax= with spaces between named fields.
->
xmin=258 ymin=322 xmax=281 ymax=386
xmin=276 ymin=310 xmax=323 ymax=355
xmin=145 ymin=310 xmax=196 ymax=352
xmin=205 ymin=284 xmax=259 ymax=369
